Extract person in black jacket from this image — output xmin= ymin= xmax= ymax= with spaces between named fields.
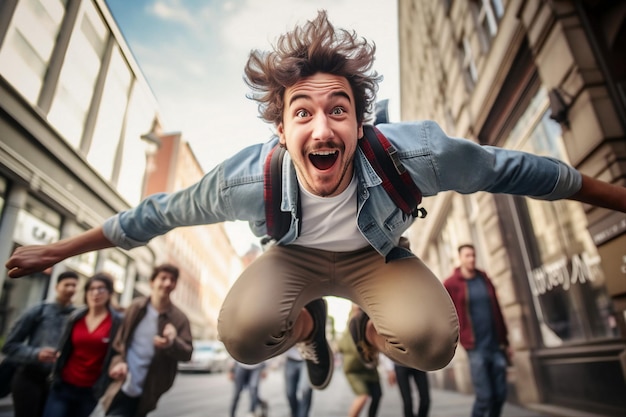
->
xmin=2 ymin=271 xmax=78 ymax=417
xmin=42 ymin=272 xmax=122 ymax=417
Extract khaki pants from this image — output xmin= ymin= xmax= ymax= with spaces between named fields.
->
xmin=218 ymin=244 xmax=459 ymax=371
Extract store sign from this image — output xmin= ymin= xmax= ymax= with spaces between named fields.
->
xmin=14 ymin=210 xmax=60 ymax=246
xmin=589 ymin=212 xmax=626 ymax=245
xmin=529 ymin=252 xmax=602 ymax=296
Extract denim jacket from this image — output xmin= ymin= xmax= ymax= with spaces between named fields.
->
xmin=103 ymin=121 xmax=581 ymax=259
xmin=2 ymin=302 xmax=75 ymax=373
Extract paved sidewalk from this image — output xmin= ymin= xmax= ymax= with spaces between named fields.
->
xmin=0 ymin=367 xmax=583 ymax=417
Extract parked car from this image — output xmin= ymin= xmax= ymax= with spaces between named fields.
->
xmin=179 ymin=340 xmax=230 ymax=373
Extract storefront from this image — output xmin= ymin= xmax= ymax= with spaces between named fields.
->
xmin=415 ymin=82 xmax=625 ymax=417
xmin=0 ymin=191 xmax=62 ymax=335
xmin=497 ymin=87 xmax=626 ymax=416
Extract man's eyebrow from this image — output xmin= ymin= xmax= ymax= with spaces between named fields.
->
xmin=287 ymin=91 xmax=352 ymax=107
xmin=332 ymin=91 xmax=351 ymax=102
xmin=288 ymin=94 xmax=310 ymax=107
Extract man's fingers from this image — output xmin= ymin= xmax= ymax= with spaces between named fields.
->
xmin=7 ymin=267 xmax=29 ymax=279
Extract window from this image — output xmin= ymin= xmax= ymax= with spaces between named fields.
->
xmin=87 ymin=45 xmax=132 ymax=180
xmin=504 ymin=88 xmax=619 ymax=346
xmin=477 ymin=0 xmax=504 ymax=40
xmin=0 ymin=0 xmax=66 ymax=103
xmin=47 ymin=0 xmax=107 ymax=148
xmin=460 ymin=36 xmax=478 ymax=90
xmin=115 ymin=83 xmax=159 ymax=205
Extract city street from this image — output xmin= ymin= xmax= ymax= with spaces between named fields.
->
xmin=0 ymin=364 xmax=550 ymax=417
xmin=152 ymin=367 xmax=550 ymax=417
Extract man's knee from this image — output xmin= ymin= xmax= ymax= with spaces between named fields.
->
xmin=390 ymin=320 xmax=458 ymax=371
xmin=218 ymin=310 xmax=285 ymax=364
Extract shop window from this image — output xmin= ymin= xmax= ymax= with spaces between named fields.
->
xmin=504 ymin=88 xmax=620 ymax=346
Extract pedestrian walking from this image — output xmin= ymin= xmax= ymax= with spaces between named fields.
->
xmin=338 ymin=304 xmax=382 ymax=417
xmin=6 ymin=9 xmax=626 ymax=397
xmin=229 ymin=360 xmax=267 ymax=417
xmin=41 ymin=272 xmax=122 ymax=417
xmin=99 ymin=264 xmax=193 ymax=417
xmin=444 ymin=244 xmax=511 ymax=417
xmin=284 ymin=346 xmax=313 ymax=417
xmin=2 ymin=271 xmax=78 ymax=417
xmin=383 ymin=354 xmax=431 ymax=417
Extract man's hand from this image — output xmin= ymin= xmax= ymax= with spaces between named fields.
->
xmin=37 ymin=347 xmax=58 ymax=364
xmin=5 ymin=227 xmax=114 ymax=278
xmin=6 ymin=246 xmax=60 ymax=279
xmin=154 ymin=323 xmax=177 ymax=349
xmin=109 ymin=362 xmax=128 ymax=380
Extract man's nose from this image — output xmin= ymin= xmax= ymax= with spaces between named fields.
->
xmin=311 ymin=114 xmax=333 ymax=140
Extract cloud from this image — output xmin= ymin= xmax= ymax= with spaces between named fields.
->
xmin=149 ymin=0 xmax=195 ymax=26
xmin=146 ymin=0 xmax=216 ymax=38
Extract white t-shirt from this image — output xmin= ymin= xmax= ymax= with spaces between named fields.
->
xmin=295 ymin=174 xmax=369 ymax=251
xmin=122 ymin=303 xmax=159 ymax=397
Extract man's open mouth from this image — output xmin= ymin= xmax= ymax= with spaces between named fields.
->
xmin=309 ymin=151 xmax=338 ymax=170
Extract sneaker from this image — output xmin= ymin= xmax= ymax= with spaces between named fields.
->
xmin=349 ymin=309 xmax=378 ymax=368
xmin=297 ymin=298 xmax=333 ymax=390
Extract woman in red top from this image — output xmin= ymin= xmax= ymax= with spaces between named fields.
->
xmin=43 ymin=272 xmax=122 ymax=417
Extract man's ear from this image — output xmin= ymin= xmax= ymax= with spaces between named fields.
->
xmin=357 ymin=123 xmax=364 ymax=140
xmin=277 ymin=123 xmax=286 ymax=146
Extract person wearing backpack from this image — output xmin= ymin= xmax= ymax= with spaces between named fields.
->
xmin=5 ymin=10 xmax=626 ymax=394
xmin=1 ymin=271 xmax=78 ymax=417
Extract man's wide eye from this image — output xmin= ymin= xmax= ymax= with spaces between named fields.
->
xmin=331 ymin=107 xmax=345 ymax=115
xmin=296 ymin=109 xmax=309 ymax=118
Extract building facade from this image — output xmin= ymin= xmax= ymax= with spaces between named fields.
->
xmin=141 ymin=131 xmax=245 ymax=340
xmin=0 ymin=0 xmax=244 ymax=342
xmin=398 ymin=0 xmax=625 ymax=416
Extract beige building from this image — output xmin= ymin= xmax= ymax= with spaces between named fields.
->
xmin=141 ymin=131 xmax=245 ymax=340
xmin=398 ymin=0 xmax=625 ymax=416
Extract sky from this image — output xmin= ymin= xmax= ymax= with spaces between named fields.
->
xmin=105 ymin=0 xmax=400 ymax=171
xmin=104 ymin=0 xmax=401 ymax=329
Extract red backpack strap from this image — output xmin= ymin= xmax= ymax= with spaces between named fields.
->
xmin=359 ymin=125 xmax=426 ymax=218
xmin=264 ymin=144 xmax=292 ymax=241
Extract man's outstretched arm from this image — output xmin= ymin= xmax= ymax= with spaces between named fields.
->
xmin=5 ymin=227 xmax=114 ymax=278
xmin=568 ymin=174 xmax=626 ymax=212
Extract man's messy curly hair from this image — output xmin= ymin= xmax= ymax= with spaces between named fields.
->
xmin=244 ymin=10 xmax=382 ymax=127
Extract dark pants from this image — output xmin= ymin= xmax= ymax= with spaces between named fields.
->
xmin=105 ymin=390 xmax=141 ymax=417
xmin=394 ymin=364 xmax=430 ymax=417
xmin=11 ymin=366 xmax=50 ymax=417
xmin=42 ymin=380 xmax=98 ymax=417
xmin=467 ymin=349 xmax=508 ymax=417
xmin=366 ymin=380 xmax=382 ymax=417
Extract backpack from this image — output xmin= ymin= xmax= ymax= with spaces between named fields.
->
xmin=263 ymin=124 xmax=427 ymax=242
